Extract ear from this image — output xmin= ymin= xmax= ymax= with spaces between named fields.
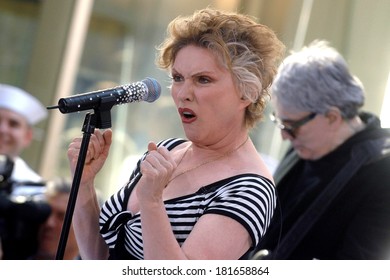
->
xmin=239 ymin=97 xmax=252 ymax=110
xmin=325 ymin=107 xmax=343 ymax=127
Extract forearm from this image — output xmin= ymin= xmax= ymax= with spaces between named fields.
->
xmin=73 ymin=181 xmax=108 ymax=260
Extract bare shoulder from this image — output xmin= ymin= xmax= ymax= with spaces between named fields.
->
xmin=235 ymin=147 xmax=275 ymax=183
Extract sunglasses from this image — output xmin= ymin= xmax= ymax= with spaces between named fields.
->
xmin=270 ymin=112 xmax=317 ymax=138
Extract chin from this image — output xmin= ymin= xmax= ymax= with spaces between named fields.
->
xmin=296 ymin=149 xmax=316 ymax=161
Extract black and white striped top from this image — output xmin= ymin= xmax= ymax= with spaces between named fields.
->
xmin=99 ymin=138 xmax=276 ymax=259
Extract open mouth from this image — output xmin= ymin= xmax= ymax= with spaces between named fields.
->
xmin=183 ymin=111 xmax=195 ymax=119
xmin=179 ymin=108 xmax=196 ymax=122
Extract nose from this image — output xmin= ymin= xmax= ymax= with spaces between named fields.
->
xmin=281 ymin=129 xmax=294 ymax=141
xmin=175 ymin=80 xmax=194 ymax=102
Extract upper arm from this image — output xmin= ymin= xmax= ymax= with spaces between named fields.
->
xmin=181 ymin=178 xmax=276 ymax=260
xmin=181 ymin=213 xmax=252 ymax=259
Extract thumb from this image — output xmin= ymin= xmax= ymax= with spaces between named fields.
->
xmin=102 ymin=129 xmax=113 ymax=155
xmin=103 ymin=129 xmax=113 ymax=144
xmin=147 ymin=141 xmax=158 ymax=152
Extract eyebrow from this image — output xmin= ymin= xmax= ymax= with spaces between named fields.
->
xmin=171 ymin=67 xmax=215 ymax=76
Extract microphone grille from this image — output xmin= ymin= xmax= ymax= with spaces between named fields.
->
xmin=142 ymin=77 xmax=161 ymax=102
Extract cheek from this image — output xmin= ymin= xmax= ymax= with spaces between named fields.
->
xmin=302 ymin=130 xmax=324 ymax=149
xmin=9 ymin=127 xmax=33 ymax=147
xmin=8 ymin=129 xmax=27 ymax=148
xmin=170 ymin=85 xmax=186 ymax=107
xmin=299 ymin=132 xmax=331 ymax=159
xmin=19 ymin=138 xmax=31 ymax=151
xmin=170 ymin=86 xmax=177 ymax=100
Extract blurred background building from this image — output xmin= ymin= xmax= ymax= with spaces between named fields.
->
xmin=1 ymin=0 xmax=389 ymax=198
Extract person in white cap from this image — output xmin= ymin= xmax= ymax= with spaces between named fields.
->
xmin=0 ymin=83 xmax=48 ymax=260
xmin=0 ymin=83 xmax=47 ymax=184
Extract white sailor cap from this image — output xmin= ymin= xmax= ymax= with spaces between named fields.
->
xmin=0 ymin=84 xmax=47 ymax=125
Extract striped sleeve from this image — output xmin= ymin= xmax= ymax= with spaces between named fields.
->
xmin=203 ymin=175 xmax=276 ymax=248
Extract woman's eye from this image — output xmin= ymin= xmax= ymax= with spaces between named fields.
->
xmin=198 ymin=76 xmax=211 ymax=84
xmin=171 ymin=74 xmax=183 ymax=82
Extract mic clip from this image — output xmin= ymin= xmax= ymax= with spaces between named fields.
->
xmin=48 ymin=94 xmax=115 ymax=129
xmin=93 ymin=95 xmax=117 ymax=129
xmin=73 ymin=95 xmax=116 ymax=130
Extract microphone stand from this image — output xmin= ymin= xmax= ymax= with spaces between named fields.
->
xmin=55 ymin=96 xmax=115 ymax=260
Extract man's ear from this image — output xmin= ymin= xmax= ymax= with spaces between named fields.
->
xmin=326 ymin=107 xmax=343 ymax=127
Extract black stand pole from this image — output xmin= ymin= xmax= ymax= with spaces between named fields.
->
xmin=55 ymin=113 xmax=96 ymax=260
xmin=55 ymin=96 xmax=115 ymax=260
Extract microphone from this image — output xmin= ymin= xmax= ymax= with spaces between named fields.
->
xmin=47 ymin=77 xmax=161 ymax=114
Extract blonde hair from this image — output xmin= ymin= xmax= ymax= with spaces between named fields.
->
xmin=157 ymin=8 xmax=285 ymax=128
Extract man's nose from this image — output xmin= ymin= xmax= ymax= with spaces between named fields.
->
xmin=281 ymin=129 xmax=294 ymax=141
